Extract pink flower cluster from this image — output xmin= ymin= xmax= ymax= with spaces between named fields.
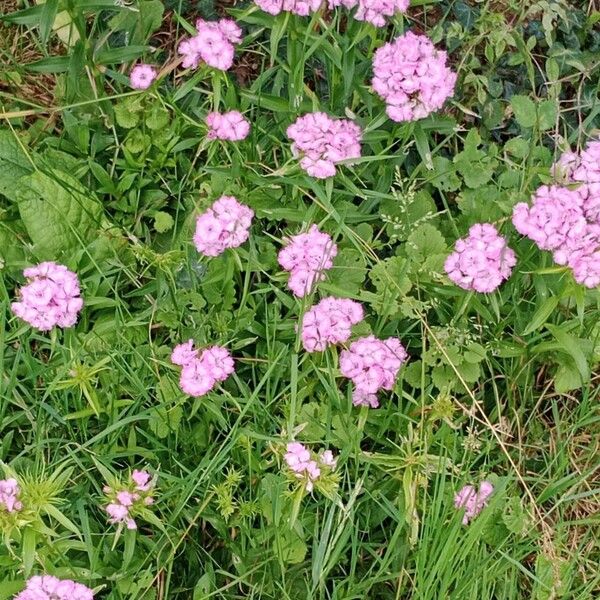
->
xmin=129 ymin=64 xmax=157 ymax=90
xmin=0 ymin=478 xmax=22 ymax=513
xmin=14 ymin=576 xmax=94 ymax=600
xmin=178 ymin=19 xmax=242 ymax=71
xmin=339 ymin=335 xmax=408 ymax=408
xmin=328 ymin=0 xmax=409 ymax=27
xmin=372 ymin=31 xmax=457 ymax=122
xmin=171 ymin=340 xmax=235 ymax=397
xmin=454 ymin=481 xmax=494 ymax=524
xmin=11 ymin=262 xmax=84 ymax=331
xmin=278 ymin=225 xmax=338 ymax=297
xmin=444 ymin=224 xmax=517 ymax=293
xmin=301 ymin=297 xmax=364 ymax=352
xmin=254 ymin=0 xmax=320 ymax=16
xmin=103 ymin=469 xmax=154 ymax=531
xmin=193 ymin=196 xmax=254 ymax=257
xmin=284 ymin=442 xmax=337 ymax=492
xmin=286 ymin=112 xmax=362 ymax=179
xmin=514 ymin=140 xmax=600 ymax=288
xmin=206 ymin=111 xmax=250 ymax=141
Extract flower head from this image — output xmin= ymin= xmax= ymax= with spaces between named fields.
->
xmin=328 ymin=0 xmax=409 ymax=27
xmin=278 ymin=225 xmax=338 ymax=297
xmin=193 ymin=196 xmax=254 ymax=257
xmin=178 ymin=19 xmax=242 ymax=71
xmin=287 ymin=112 xmax=362 ymax=179
xmin=0 ymin=478 xmax=22 ymax=513
xmin=129 ymin=64 xmax=157 ymax=90
xmin=103 ymin=469 xmax=155 ymax=531
xmin=254 ymin=0 xmax=321 ymax=16
xmin=372 ymin=31 xmax=456 ymax=122
xmin=444 ymin=224 xmax=516 ymax=293
xmin=301 ymin=297 xmax=364 ymax=352
xmin=284 ymin=442 xmax=337 ymax=493
xmin=172 ymin=341 xmax=235 ymax=397
xmin=14 ymin=575 xmax=94 ymax=600
xmin=206 ymin=111 xmax=250 ymax=141
xmin=454 ymin=481 xmax=494 ymax=524
xmin=11 ymin=262 xmax=83 ymax=331
xmin=340 ymin=335 xmax=408 ymax=407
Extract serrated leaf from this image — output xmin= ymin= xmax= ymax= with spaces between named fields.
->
xmin=153 ymin=211 xmax=174 ymax=233
xmin=114 ymin=99 xmax=141 ymax=129
xmin=431 ymin=156 xmax=461 ymax=192
xmin=16 ymin=170 xmax=102 ymax=259
xmin=145 ymin=105 xmax=170 ymax=131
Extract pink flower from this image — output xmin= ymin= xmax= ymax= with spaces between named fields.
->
xmin=171 ymin=340 xmax=198 ymax=367
xmin=454 ymin=481 xmax=494 ymax=524
xmin=254 ymin=0 xmax=321 ymax=16
xmin=340 ymin=335 xmax=408 ymax=407
xmin=301 ymin=297 xmax=364 ymax=352
xmin=178 ymin=19 xmax=242 ymax=72
xmin=103 ymin=468 xmax=155 ymax=531
xmin=11 ymin=262 xmax=83 ymax=331
xmin=193 ymin=196 xmax=254 ymax=257
xmin=287 ymin=112 xmax=362 ymax=179
xmin=172 ymin=341 xmax=235 ymax=397
xmin=444 ymin=224 xmax=516 ymax=293
xmin=372 ymin=31 xmax=456 ymax=122
xmin=14 ymin=575 xmax=94 ymax=600
xmin=278 ymin=225 xmax=337 ymax=297
xmin=516 ymin=140 xmax=600 ymax=289
xmin=0 ymin=478 xmax=22 ymax=513
xmin=129 ymin=64 xmax=157 ymax=90
xmin=284 ymin=442 xmax=337 ymax=492
xmin=328 ymin=0 xmax=409 ymax=27
xmin=206 ymin=111 xmax=250 ymax=141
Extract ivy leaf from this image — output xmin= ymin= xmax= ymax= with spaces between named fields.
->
xmin=16 ymin=169 xmax=102 ymax=259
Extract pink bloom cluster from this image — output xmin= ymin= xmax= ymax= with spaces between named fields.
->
xmin=301 ymin=297 xmax=364 ymax=352
xmin=372 ymin=31 xmax=457 ymax=122
xmin=286 ymin=112 xmax=362 ymax=179
xmin=515 ymin=140 xmax=600 ymax=288
xmin=444 ymin=224 xmax=516 ymax=293
xmin=193 ymin=196 xmax=254 ymax=257
xmin=206 ymin=111 xmax=250 ymax=141
xmin=454 ymin=481 xmax=494 ymax=525
xmin=103 ymin=469 xmax=154 ymax=531
xmin=284 ymin=442 xmax=337 ymax=492
xmin=171 ymin=340 xmax=235 ymax=397
xmin=178 ymin=19 xmax=242 ymax=71
xmin=14 ymin=576 xmax=94 ymax=600
xmin=339 ymin=335 xmax=408 ymax=408
xmin=328 ymin=0 xmax=409 ymax=27
xmin=254 ymin=0 xmax=320 ymax=16
xmin=278 ymin=225 xmax=338 ymax=297
xmin=11 ymin=262 xmax=83 ymax=331
xmin=129 ymin=64 xmax=157 ymax=90
xmin=0 ymin=478 xmax=22 ymax=513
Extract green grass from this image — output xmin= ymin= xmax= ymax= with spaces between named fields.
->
xmin=0 ymin=0 xmax=599 ymax=598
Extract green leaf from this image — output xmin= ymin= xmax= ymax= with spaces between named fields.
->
xmin=538 ymin=100 xmax=557 ymax=131
xmin=546 ymin=324 xmax=590 ymax=383
xmin=405 ymin=224 xmax=446 ymax=264
xmin=145 ymin=105 xmax=170 ymax=130
xmin=114 ymin=98 xmax=142 ymax=129
xmin=511 ymin=95 xmax=537 ymax=128
xmin=521 ymin=296 xmax=559 ymax=336
xmin=153 ymin=211 xmax=174 ymax=233
xmin=16 ymin=169 xmax=102 ymax=259
xmin=430 ymin=156 xmax=461 ymax=192
xmin=0 ymin=131 xmax=32 ymax=201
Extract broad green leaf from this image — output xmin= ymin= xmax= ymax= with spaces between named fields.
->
xmin=0 ymin=131 xmax=32 ymax=201
xmin=511 ymin=95 xmax=537 ymax=128
xmin=546 ymin=324 xmax=590 ymax=382
xmin=538 ymin=100 xmax=557 ymax=131
xmin=16 ymin=169 xmax=102 ymax=259
xmin=522 ymin=296 xmax=559 ymax=336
